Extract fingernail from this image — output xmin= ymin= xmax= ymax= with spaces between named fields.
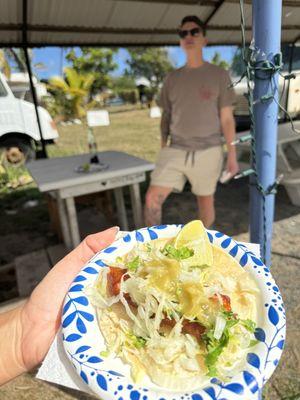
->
xmin=112 ymin=226 xmax=120 ymax=234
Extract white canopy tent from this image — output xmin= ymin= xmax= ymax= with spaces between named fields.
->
xmin=0 ymin=0 xmax=299 ymax=265
xmin=0 ymin=0 xmax=299 ymax=47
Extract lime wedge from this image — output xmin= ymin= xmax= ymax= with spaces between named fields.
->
xmin=174 ymin=220 xmax=213 ymax=267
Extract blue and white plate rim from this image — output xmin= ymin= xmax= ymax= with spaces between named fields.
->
xmin=61 ymin=224 xmax=286 ymax=400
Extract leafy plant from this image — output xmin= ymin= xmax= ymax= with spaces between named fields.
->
xmin=66 ymin=48 xmax=117 ymax=98
xmin=48 ymin=67 xmax=95 ymax=119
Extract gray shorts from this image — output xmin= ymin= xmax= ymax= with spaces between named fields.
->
xmin=150 ymin=146 xmax=224 ymax=196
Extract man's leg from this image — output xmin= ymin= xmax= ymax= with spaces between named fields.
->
xmin=144 ymin=185 xmax=172 ymax=226
xmin=196 ymin=195 xmax=215 ymax=228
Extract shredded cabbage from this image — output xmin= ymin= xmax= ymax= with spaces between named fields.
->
xmin=91 ymin=235 xmax=259 ymax=389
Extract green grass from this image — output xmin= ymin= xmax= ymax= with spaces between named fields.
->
xmin=48 ymin=106 xmax=161 ymax=162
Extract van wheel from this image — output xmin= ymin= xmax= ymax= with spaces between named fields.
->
xmin=0 ymin=141 xmax=35 ymax=167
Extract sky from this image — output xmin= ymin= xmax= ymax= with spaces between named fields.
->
xmin=31 ymin=46 xmax=237 ymax=80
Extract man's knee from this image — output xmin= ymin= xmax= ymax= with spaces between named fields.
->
xmin=145 ymin=187 xmax=168 ymax=209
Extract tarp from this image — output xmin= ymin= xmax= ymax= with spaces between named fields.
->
xmin=0 ymin=0 xmax=299 ymax=47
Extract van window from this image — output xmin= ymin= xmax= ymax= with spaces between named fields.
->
xmin=0 ymin=80 xmax=7 ymax=96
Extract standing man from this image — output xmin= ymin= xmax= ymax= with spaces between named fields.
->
xmin=144 ymin=15 xmax=239 ymax=228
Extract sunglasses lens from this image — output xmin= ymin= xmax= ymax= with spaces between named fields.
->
xmin=178 ymin=28 xmax=201 ymax=38
xmin=191 ymin=28 xmax=200 ymax=36
xmin=178 ymin=30 xmax=188 ymax=38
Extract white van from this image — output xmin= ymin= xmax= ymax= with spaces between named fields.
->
xmin=0 ymin=73 xmax=59 ymax=164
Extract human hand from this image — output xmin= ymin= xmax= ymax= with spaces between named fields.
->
xmin=226 ymin=154 xmax=239 ymax=177
xmin=21 ymin=227 xmax=119 ymax=370
xmin=12 ymin=227 xmax=118 ymax=378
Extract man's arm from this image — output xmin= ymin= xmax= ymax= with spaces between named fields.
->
xmin=220 ymin=106 xmax=239 ymax=176
xmin=160 ymin=111 xmax=170 ymax=148
xmin=159 ymin=76 xmax=171 ymax=148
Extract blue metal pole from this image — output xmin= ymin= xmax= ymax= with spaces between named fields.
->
xmin=250 ymin=0 xmax=282 ymax=267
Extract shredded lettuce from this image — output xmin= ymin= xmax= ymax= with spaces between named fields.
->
xmin=213 ymin=314 xmax=226 ymax=340
xmin=93 ymin=234 xmax=259 ymax=384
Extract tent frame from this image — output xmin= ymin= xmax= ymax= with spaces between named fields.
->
xmin=1 ymin=0 xmax=291 ymax=266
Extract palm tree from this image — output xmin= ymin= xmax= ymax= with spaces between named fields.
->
xmin=0 ymin=50 xmax=11 ymax=78
xmin=48 ymin=67 xmax=95 ymax=118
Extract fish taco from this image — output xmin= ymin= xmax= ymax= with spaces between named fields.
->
xmin=87 ymin=221 xmax=260 ymax=390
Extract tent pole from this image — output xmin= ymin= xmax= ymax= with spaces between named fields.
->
xmin=23 ymin=47 xmax=48 ymax=158
xmin=22 ymin=0 xmax=47 ymax=158
xmin=249 ymin=0 xmax=282 ymax=267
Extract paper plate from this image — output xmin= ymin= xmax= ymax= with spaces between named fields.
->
xmin=61 ymin=225 xmax=286 ymax=400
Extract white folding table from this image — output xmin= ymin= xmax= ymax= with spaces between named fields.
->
xmin=27 ymin=151 xmax=154 ymax=249
xmin=236 ymin=120 xmax=300 ymax=173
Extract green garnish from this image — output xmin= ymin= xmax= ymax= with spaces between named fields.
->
xmin=220 ymin=310 xmax=239 ymax=329
xmin=161 ymin=244 xmax=194 ymax=261
xmin=203 ymin=311 xmax=256 ymax=376
xmin=203 ymin=329 xmax=229 ymax=377
xmin=145 ymin=243 xmax=152 ymax=252
xmin=128 ymin=333 xmax=147 ymax=349
xmin=240 ymin=319 xmax=256 ymax=333
xmin=126 ymin=256 xmax=140 ymax=272
xmin=100 ymin=350 xmax=109 ymax=357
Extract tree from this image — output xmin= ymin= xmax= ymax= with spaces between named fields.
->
xmin=48 ymin=67 xmax=95 ymax=119
xmin=0 ymin=50 xmax=11 ymax=78
xmin=66 ymin=48 xmax=117 ymax=98
xmin=110 ymin=75 xmax=138 ymax=104
xmin=126 ymin=48 xmax=174 ymax=95
xmin=0 ymin=48 xmax=46 ymax=77
xmin=111 ymin=75 xmax=136 ymax=91
xmin=211 ymin=52 xmax=229 ymax=70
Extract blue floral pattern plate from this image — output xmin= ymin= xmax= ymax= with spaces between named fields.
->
xmin=61 ymin=225 xmax=286 ymax=400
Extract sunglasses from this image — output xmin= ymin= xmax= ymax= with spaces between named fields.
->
xmin=178 ymin=27 xmax=201 ymax=39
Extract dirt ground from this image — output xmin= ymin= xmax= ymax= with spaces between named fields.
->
xmin=0 ymin=178 xmax=300 ymax=399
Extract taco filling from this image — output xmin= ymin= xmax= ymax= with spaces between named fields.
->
xmin=88 ymin=221 xmax=260 ymax=390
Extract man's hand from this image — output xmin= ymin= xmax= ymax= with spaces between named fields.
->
xmin=0 ymin=227 xmax=118 ymax=385
xmin=161 ymin=137 xmax=168 ymax=148
xmin=226 ymin=153 xmax=240 ymax=177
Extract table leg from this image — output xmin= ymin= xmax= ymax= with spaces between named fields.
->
xmin=129 ymin=183 xmax=144 ymax=228
xmin=277 ymin=145 xmax=292 ymax=173
xmin=113 ymin=187 xmax=129 ymax=231
xmin=65 ymin=197 xmax=81 ymax=248
xmin=56 ymin=194 xmax=72 ymax=250
xmin=290 ymin=140 xmax=300 ymax=158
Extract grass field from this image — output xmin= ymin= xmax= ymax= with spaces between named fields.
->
xmin=48 ymin=106 xmax=161 ymax=161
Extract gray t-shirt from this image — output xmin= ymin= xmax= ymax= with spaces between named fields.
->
xmin=159 ymin=62 xmax=236 ymax=150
